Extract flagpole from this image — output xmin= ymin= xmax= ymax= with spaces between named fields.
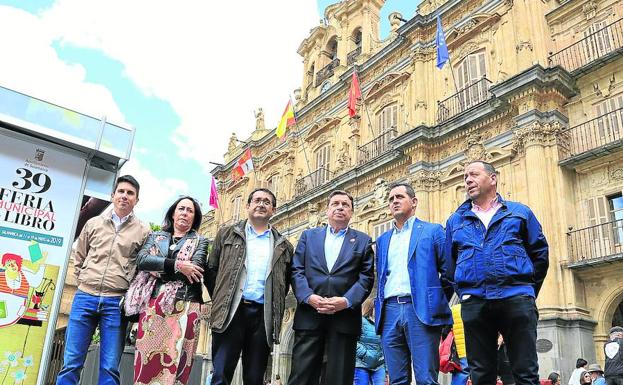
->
xmin=353 ymin=66 xmax=377 ymax=138
xmin=436 ymin=13 xmax=463 ymax=116
xmin=289 ymin=98 xmax=313 ymax=176
xmin=214 ymin=177 xmax=225 ymax=224
xmin=446 ymin=57 xmax=460 ymax=95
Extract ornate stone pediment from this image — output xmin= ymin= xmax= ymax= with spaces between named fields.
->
xmin=259 ymin=150 xmax=287 ymax=170
xmin=441 ymin=132 xmax=516 ymax=185
xmin=226 ymin=176 xmax=249 ymax=192
xmin=410 ymin=170 xmax=442 ymax=192
xmin=305 ymin=117 xmax=341 ymax=142
xmin=583 ymin=1 xmax=597 ymax=20
xmin=365 ymin=71 xmax=411 ymax=101
xmin=298 ymin=26 xmax=327 ymax=55
xmin=462 ymin=132 xmax=489 ymax=162
xmin=446 ymin=13 xmax=500 ymax=50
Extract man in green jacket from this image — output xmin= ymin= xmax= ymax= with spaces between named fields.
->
xmin=206 ymin=188 xmax=293 ymax=385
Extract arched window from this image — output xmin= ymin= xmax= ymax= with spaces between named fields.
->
xmin=266 ymin=174 xmax=281 ymax=201
xmin=326 ymin=37 xmax=338 ymax=60
xmin=583 ymin=20 xmax=615 ymax=62
xmin=456 ymin=51 xmax=486 ymax=89
xmin=353 ymin=28 xmax=362 ymax=48
xmin=455 ymin=51 xmax=487 ymax=108
xmin=314 ymin=144 xmax=331 ymax=185
xmin=307 ymin=63 xmax=315 ymax=89
xmin=231 ymin=196 xmax=241 ymax=221
xmin=377 ymin=104 xmax=398 ymax=133
xmin=348 ymin=28 xmax=362 ymax=65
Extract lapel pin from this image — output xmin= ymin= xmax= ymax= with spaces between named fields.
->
xmin=350 ymin=238 xmax=355 ymax=243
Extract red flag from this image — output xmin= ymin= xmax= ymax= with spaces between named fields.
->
xmin=348 ymin=71 xmax=362 ymax=118
xmin=209 ymin=176 xmax=219 ymax=209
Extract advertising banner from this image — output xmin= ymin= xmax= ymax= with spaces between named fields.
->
xmin=0 ymin=132 xmax=85 ymax=385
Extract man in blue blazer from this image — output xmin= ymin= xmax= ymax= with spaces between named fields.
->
xmin=375 ymin=183 xmax=453 ymax=385
xmin=288 ymin=190 xmax=375 ymax=385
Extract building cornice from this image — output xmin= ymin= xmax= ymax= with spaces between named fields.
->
xmin=490 ymin=64 xmax=578 ymax=101
xmin=271 ymin=148 xmax=405 ymax=222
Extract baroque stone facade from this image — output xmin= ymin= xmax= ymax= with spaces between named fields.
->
xmin=194 ymin=0 xmax=623 ymax=383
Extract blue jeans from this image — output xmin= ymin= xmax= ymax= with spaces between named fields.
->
xmin=451 ymin=357 xmax=470 ymax=385
xmin=354 ymin=367 xmax=386 ymax=385
xmin=380 ymin=301 xmax=442 ymax=385
xmin=56 ymin=290 xmax=127 ymax=385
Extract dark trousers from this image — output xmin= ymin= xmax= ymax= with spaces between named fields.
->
xmin=288 ymin=328 xmax=357 ymax=385
xmin=606 ymin=377 xmax=623 ymax=385
xmin=461 ymin=295 xmax=539 ymax=385
xmin=211 ymin=301 xmax=270 ymax=385
xmin=497 ymin=344 xmax=515 ymax=385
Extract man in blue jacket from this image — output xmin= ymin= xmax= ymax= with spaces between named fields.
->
xmin=375 ymin=183 xmax=453 ymax=385
xmin=445 ymin=160 xmax=549 ymax=385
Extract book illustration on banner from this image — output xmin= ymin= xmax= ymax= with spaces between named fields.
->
xmin=0 ymin=240 xmax=54 ymax=328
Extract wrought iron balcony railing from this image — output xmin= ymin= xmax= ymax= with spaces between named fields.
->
xmin=358 ymin=128 xmax=398 ymax=165
xmin=315 ymin=58 xmax=340 ymax=87
xmin=437 ymin=77 xmax=492 ymax=124
xmin=347 ymin=46 xmax=362 ymax=66
xmin=568 ymin=219 xmax=623 ymax=266
xmin=557 ymin=107 xmax=623 ymax=161
xmin=549 ymin=18 xmax=623 ymax=73
xmin=294 ymin=167 xmax=333 ymax=196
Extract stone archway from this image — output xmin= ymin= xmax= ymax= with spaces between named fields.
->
xmin=593 ymin=285 xmax=623 ymax=363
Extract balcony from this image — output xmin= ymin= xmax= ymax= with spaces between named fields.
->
xmin=358 ymin=128 xmax=398 ymax=165
xmin=294 ymin=167 xmax=333 ymax=196
xmin=347 ymin=46 xmax=362 ymax=66
xmin=437 ymin=77 xmax=492 ymax=124
xmin=315 ymin=58 xmax=340 ymax=87
xmin=549 ymin=18 xmax=623 ymax=74
xmin=567 ymin=219 xmax=623 ymax=268
xmin=557 ymin=108 xmax=623 ymax=164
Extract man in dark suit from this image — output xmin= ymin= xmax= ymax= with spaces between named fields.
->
xmin=288 ymin=190 xmax=375 ymax=385
xmin=375 ymin=183 xmax=453 ymax=385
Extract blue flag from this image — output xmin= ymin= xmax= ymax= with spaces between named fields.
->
xmin=436 ymin=15 xmax=449 ymax=69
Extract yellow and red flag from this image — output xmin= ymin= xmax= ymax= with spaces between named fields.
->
xmin=348 ymin=71 xmax=362 ymax=118
xmin=232 ymin=148 xmax=254 ymax=181
xmin=276 ymin=100 xmax=296 ymax=140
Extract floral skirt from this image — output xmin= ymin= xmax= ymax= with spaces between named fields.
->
xmin=133 ymin=291 xmax=203 ymax=385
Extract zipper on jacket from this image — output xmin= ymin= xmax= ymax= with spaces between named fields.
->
xmin=96 ymin=217 xmax=122 ymax=296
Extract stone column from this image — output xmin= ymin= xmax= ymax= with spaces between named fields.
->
xmin=411 ymin=48 xmax=430 ymax=126
xmin=513 ymin=120 xmax=597 ymax=378
xmin=410 ymin=170 xmax=441 ymax=222
xmin=338 ymin=15 xmax=348 ymax=66
xmin=349 ymin=115 xmax=362 ymax=164
xmin=361 ymin=6 xmax=371 ymax=55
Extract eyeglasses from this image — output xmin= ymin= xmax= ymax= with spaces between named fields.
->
xmin=251 ymin=198 xmax=273 ymax=207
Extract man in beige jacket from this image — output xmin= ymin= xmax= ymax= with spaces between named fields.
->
xmin=56 ymin=175 xmax=150 ymax=385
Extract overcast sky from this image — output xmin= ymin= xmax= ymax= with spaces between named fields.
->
xmin=0 ymin=0 xmax=420 ymax=224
